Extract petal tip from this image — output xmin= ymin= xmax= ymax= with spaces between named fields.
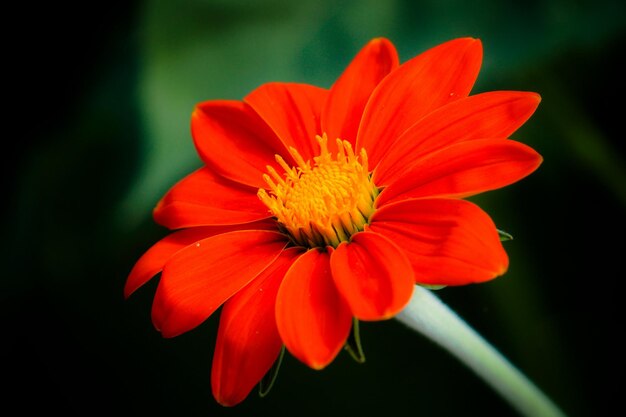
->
xmin=369 ymin=36 xmax=392 ymax=46
xmin=122 ymin=285 xmax=133 ymax=300
xmin=152 ymin=197 xmax=179 ymax=229
xmin=308 ymin=359 xmax=330 ymax=371
xmin=522 ymin=91 xmax=542 ymax=106
xmin=470 ymin=38 xmax=483 ymax=55
xmin=214 ymin=395 xmax=239 ymax=408
xmin=495 ymin=252 xmax=510 ymax=278
xmin=158 ymin=327 xmax=178 ymax=339
xmin=464 ymin=36 xmax=482 ymax=48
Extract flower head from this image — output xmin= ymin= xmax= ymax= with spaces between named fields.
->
xmin=125 ymin=37 xmax=542 ymax=406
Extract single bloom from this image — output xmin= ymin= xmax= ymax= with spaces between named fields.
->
xmin=125 ymin=37 xmax=542 ymax=406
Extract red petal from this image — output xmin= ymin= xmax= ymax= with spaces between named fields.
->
xmin=192 ymin=100 xmax=286 ymax=188
xmin=321 ymin=38 xmax=399 ymax=149
xmin=374 ymin=91 xmax=541 ymax=185
xmin=153 ymin=167 xmax=270 ymax=229
xmin=125 ymin=226 xmax=225 ymax=299
xmin=357 ymin=38 xmax=483 ymax=167
xmin=245 ymin=83 xmax=327 ymax=162
xmin=377 ymin=139 xmax=543 ymax=206
xmin=330 ymin=232 xmax=414 ymax=321
xmin=275 ymin=249 xmax=352 ymax=370
xmin=151 ymin=230 xmax=288 ymax=338
xmin=369 ymin=198 xmax=508 ymax=286
xmin=211 ymin=247 xmax=302 ymax=407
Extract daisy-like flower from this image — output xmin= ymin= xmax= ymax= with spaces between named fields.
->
xmin=125 ymin=37 xmax=542 ymax=406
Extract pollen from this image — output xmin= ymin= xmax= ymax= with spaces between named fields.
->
xmin=258 ymin=134 xmax=379 ymax=248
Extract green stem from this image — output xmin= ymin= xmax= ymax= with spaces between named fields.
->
xmin=396 ymin=285 xmax=567 ymax=417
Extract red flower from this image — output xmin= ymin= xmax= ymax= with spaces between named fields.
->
xmin=125 ymin=37 xmax=542 ymax=406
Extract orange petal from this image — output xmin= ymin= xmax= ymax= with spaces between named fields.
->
xmin=153 ymin=167 xmax=270 ymax=229
xmin=369 ymin=198 xmax=508 ymax=286
xmin=321 ymin=37 xmax=399 ymax=149
xmin=125 ymin=226 xmax=227 ymax=299
xmin=244 ymin=82 xmax=327 ymax=162
xmin=330 ymin=232 xmax=414 ymax=321
xmin=377 ymin=139 xmax=543 ymax=206
xmin=357 ymin=38 xmax=482 ymax=168
xmin=374 ymin=91 xmax=541 ymax=185
xmin=211 ymin=247 xmax=302 ymax=407
xmin=275 ymin=249 xmax=352 ymax=370
xmin=151 ymin=230 xmax=288 ymax=338
xmin=192 ymin=100 xmax=286 ymax=188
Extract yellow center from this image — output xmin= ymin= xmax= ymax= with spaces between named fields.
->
xmin=258 ymin=134 xmax=378 ymax=248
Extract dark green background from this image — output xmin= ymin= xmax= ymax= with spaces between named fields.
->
xmin=5 ymin=1 xmax=624 ymax=416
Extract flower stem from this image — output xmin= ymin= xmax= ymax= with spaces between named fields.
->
xmin=396 ymin=285 xmax=567 ymax=417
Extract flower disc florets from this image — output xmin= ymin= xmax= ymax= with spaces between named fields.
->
xmin=258 ymin=134 xmax=378 ymax=248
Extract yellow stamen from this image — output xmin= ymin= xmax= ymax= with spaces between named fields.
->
xmin=258 ymin=134 xmax=378 ymax=248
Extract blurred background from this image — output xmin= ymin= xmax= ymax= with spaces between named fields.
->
xmin=5 ymin=0 xmax=624 ymax=416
